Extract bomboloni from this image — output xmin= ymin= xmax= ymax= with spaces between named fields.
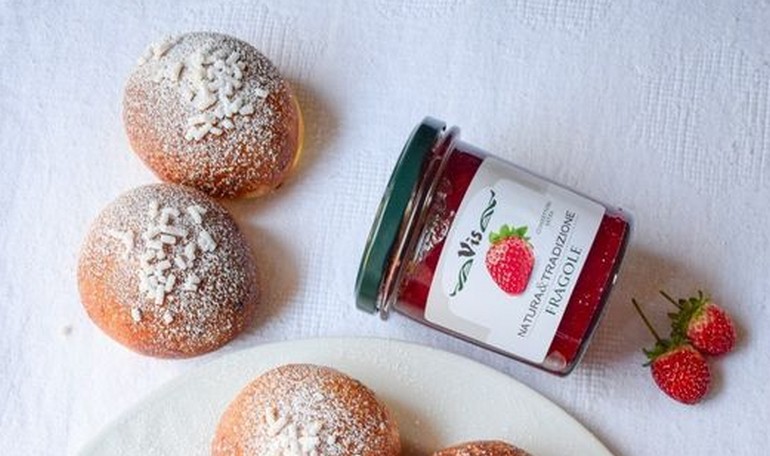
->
xmin=78 ymin=184 xmax=259 ymax=357
xmin=212 ymin=364 xmax=401 ymax=455
xmin=123 ymin=32 xmax=302 ymax=198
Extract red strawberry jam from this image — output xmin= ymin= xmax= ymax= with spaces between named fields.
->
xmin=356 ymin=118 xmax=631 ymax=375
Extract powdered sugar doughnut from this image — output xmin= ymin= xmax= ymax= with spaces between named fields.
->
xmin=123 ymin=32 xmax=302 ymax=199
xmin=212 ymin=364 xmax=401 ymax=455
xmin=434 ymin=441 xmax=532 ymax=456
xmin=78 ymin=184 xmax=259 ymax=357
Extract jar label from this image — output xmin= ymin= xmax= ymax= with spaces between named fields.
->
xmin=424 ymin=157 xmax=605 ymax=363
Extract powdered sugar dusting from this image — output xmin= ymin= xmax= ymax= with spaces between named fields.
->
xmin=117 ymin=198 xmax=220 ymax=314
xmin=78 ymin=184 xmax=259 ymax=357
xmin=212 ymin=365 xmax=400 ymax=455
xmin=106 ymin=229 xmax=134 ymax=260
xmin=263 ymin=406 xmax=321 ymax=455
xmin=171 ymin=46 xmax=258 ymax=142
xmin=123 ymin=32 xmax=301 ymax=198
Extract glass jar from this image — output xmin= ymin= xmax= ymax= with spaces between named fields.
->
xmin=355 ymin=118 xmax=632 ymax=375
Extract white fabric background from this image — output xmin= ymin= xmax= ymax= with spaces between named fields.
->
xmin=1 ymin=1 xmax=768 ymax=454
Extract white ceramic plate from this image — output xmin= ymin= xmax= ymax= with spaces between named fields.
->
xmin=79 ymin=338 xmax=612 ymax=455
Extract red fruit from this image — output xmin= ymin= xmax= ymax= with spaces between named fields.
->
xmin=649 ymin=344 xmax=711 ymax=405
xmin=633 ymin=299 xmax=711 ymax=405
xmin=662 ymin=290 xmax=737 ymax=356
xmin=485 ymin=224 xmax=534 ymax=295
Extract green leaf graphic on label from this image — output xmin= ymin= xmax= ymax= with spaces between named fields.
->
xmin=448 ymin=188 xmax=497 ymax=298
xmin=490 ymin=224 xmax=530 ymax=243
xmin=479 ymin=189 xmax=497 ymax=232
xmin=449 ymin=259 xmax=474 ymax=297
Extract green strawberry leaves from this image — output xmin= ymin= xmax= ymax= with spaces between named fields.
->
xmin=661 ymin=290 xmax=708 ymax=340
xmin=489 ymin=224 xmax=530 ymax=244
xmin=633 ymin=298 xmax=686 ymax=365
xmin=643 ymin=336 xmax=687 ymax=364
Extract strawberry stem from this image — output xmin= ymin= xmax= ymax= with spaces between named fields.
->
xmin=632 ymin=298 xmax=662 ymax=342
xmin=659 ymin=290 xmax=682 ymax=309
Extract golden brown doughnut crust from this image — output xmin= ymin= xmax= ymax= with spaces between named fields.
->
xmin=433 ymin=441 xmax=532 ymax=456
xmin=78 ymin=184 xmax=259 ymax=357
xmin=123 ymin=32 xmax=302 ymax=199
xmin=212 ymin=364 xmax=401 ymax=455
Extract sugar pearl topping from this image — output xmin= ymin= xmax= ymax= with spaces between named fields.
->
xmin=139 ymin=35 xmax=265 ymax=142
xmin=264 ymin=407 xmax=323 ymax=456
xmin=136 ymin=36 xmax=178 ymax=65
xmin=79 ymin=184 xmax=259 ymax=357
xmin=107 ymin=198 xmax=218 ymax=323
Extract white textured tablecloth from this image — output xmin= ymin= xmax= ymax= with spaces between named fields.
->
xmin=2 ymin=1 xmax=769 ymax=454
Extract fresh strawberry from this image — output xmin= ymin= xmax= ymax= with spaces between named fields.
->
xmin=649 ymin=343 xmax=711 ymax=405
xmin=485 ymin=224 xmax=534 ymax=295
xmin=661 ymin=290 xmax=737 ymax=356
xmin=633 ymin=299 xmax=711 ymax=405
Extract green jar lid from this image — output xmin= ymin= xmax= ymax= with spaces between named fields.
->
xmin=355 ymin=117 xmax=446 ymax=314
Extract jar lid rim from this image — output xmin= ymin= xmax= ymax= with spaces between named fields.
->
xmin=354 ymin=117 xmax=446 ymax=314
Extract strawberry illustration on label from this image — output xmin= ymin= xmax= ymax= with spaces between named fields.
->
xmin=485 ymin=224 xmax=534 ymax=295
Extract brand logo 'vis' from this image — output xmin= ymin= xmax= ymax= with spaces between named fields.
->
xmin=449 ymin=189 xmax=496 ymax=297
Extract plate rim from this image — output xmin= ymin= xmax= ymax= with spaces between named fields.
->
xmin=77 ymin=336 xmax=613 ymax=455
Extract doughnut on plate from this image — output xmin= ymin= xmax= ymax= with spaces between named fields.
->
xmin=78 ymin=338 xmax=612 ymax=455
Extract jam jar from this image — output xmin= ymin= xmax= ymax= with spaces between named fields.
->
xmin=355 ymin=118 xmax=632 ymax=375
